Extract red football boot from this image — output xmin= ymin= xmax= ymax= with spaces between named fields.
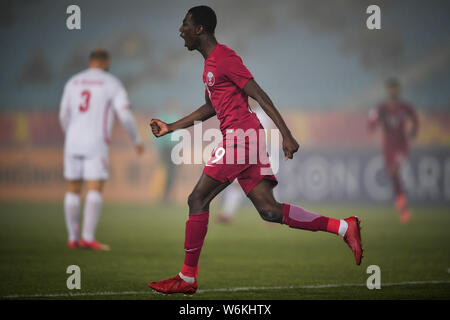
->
xmin=79 ymin=239 xmax=110 ymax=251
xmin=149 ymin=274 xmax=197 ymax=295
xmin=343 ymin=216 xmax=363 ymax=265
xmin=67 ymin=240 xmax=79 ymax=249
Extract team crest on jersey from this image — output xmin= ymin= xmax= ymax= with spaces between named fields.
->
xmin=206 ymin=71 xmax=215 ymax=86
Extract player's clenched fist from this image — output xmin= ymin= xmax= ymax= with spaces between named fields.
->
xmin=283 ymin=134 xmax=299 ymax=160
xmin=149 ymin=119 xmax=171 ymax=137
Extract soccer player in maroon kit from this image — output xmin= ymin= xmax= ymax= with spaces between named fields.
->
xmin=368 ymin=78 xmax=419 ymax=224
xmin=148 ymin=6 xmax=363 ymax=295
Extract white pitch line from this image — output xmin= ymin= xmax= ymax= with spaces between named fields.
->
xmin=2 ymin=280 xmax=450 ymax=299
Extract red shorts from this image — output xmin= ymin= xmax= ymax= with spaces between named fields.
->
xmin=203 ymin=127 xmax=278 ymax=195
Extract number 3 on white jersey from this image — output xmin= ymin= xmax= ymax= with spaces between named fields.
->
xmin=79 ymin=90 xmax=91 ymax=113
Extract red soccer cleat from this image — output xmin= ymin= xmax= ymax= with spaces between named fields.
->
xmin=79 ymin=239 xmax=110 ymax=251
xmin=149 ymin=274 xmax=197 ymax=295
xmin=67 ymin=240 xmax=79 ymax=249
xmin=343 ymin=216 xmax=363 ymax=265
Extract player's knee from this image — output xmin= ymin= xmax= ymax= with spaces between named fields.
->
xmin=256 ymin=204 xmax=282 ymax=223
xmin=187 ymin=191 xmax=207 ymax=210
xmin=187 ymin=192 xmax=196 ymax=208
xmin=67 ymin=180 xmax=82 ymax=194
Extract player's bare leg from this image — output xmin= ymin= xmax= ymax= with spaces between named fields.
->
xmin=149 ymin=173 xmax=229 ymax=294
xmin=65 ymin=180 xmax=82 ymax=249
xmin=79 ymin=180 xmax=110 ymax=251
xmin=247 ymin=179 xmax=363 ymax=265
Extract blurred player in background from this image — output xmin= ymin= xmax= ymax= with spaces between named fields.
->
xmin=368 ymin=78 xmax=419 ymax=223
xmin=59 ymin=49 xmax=144 ymax=250
xmin=148 ymin=6 xmax=363 ymax=295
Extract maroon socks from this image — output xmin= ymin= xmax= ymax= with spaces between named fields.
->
xmin=181 ymin=211 xmax=209 ymax=278
xmin=282 ymin=204 xmax=347 ymax=236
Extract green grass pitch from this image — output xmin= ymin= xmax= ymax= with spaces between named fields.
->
xmin=1 ymin=202 xmax=449 ymax=299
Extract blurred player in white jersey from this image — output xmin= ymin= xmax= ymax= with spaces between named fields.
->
xmin=59 ymin=49 xmax=144 ymax=250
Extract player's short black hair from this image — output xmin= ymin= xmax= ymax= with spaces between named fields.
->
xmin=90 ymin=49 xmax=110 ymax=61
xmin=386 ymin=77 xmax=400 ymax=88
xmin=187 ymin=5 xmax=217 ymax=34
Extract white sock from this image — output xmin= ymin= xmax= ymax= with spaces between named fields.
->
xmin=64 ymin=192 xmax=81 ymax=241
xmin=179 ymin=272 xmax=195 ymax=284
xmin=338 ymin=219 xmax=349 ymax=237
xmin=81 ymin=190 xmax=103 ymax=242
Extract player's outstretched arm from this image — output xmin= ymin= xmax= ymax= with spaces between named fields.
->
xmin=150 ymin=93 xmax=216 ymax=137
xmin=243 ymin=79 xmax=299 ymax=160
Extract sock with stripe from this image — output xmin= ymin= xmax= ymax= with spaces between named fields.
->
xmin=282 ymin=204 xmax=348 ymax=236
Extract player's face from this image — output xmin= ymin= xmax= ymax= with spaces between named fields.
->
xmin=387 ymin=85 xmax=400 ymax=100
xmin=179 ymin=13 xmax=199 ymax=51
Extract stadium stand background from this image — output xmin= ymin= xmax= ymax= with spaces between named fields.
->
xmin=1 ymin=0 xmax=449 ymax=204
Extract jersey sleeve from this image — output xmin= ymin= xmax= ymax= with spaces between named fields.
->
xmin=111 ymin=80 xmax=141 ymax=144
xmin=220 ymin=55 xmax=253 ymax=89
xmin=111 ymin=80 xmax=131 ymax=111
xmin=59 ymin=82 xmax=71 ymax=133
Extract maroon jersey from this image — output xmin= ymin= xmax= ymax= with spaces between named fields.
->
xmin=202 ymin=43 xmax=277 ymax=195
xmin=203 ymin=43 xmax=261 ymax=134
xmin=368 ymin=101 xmax=419 ymax=154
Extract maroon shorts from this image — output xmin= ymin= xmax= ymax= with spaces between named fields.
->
xmin=203 ymin=128 xmax=278 ymax=195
